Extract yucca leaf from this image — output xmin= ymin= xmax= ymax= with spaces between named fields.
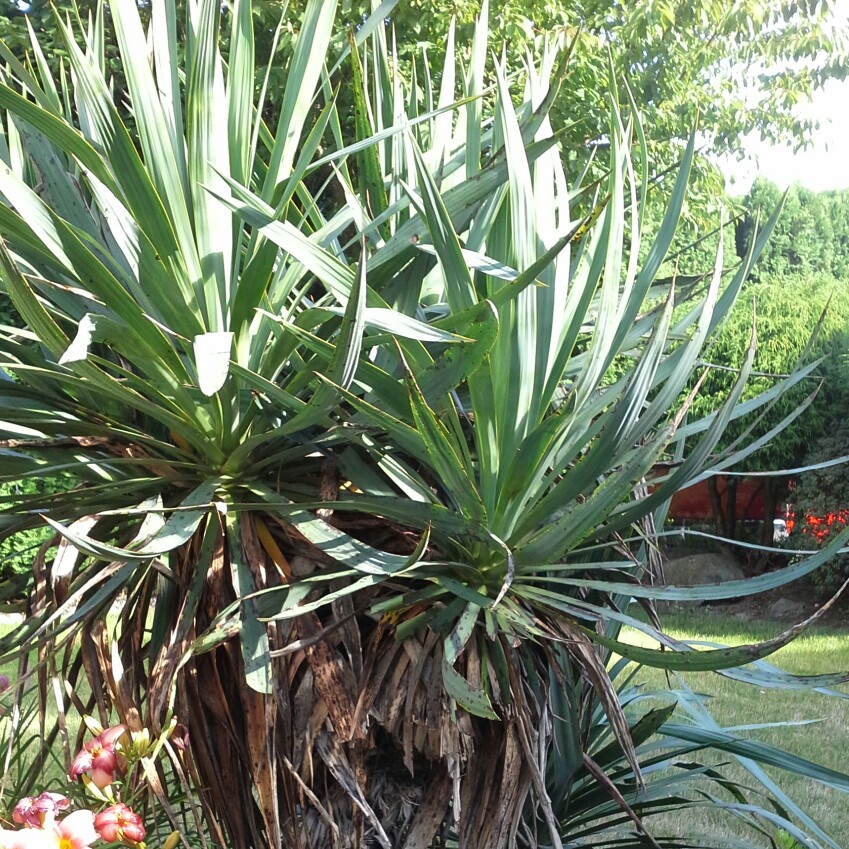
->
xmin=591 ymin=702 xmax=678 ymax=770
xmin=226 ymin=0 xmax=255 ymax=188
xmin=349 ymin=34 xmax=390 ymax=241
xmin=442 ymin=657 xmax=498 ymax=720
xmin=464 ymin=0 xmax=488 ymax=178
xmin=661 ymin=724 xmax=849 ymax=793
xmin=370 ymin=136 xmax=558 ymax=276
xmin=636 ymin=130 xmax=695 ymax=295
xmin=670 ymin=680 xmax=843 ymax=849
xmin=403 ymin=136 xmax=476 ymax=311
xmin=193 ymin=332 xmax=234 ymax=396
xmin=256 ymin=485 xmax=425 ymax=576
xmin=262 ymin=0 xmax=338 ymax=196
xmin=186 ymin=0 xmax=232 ymax=331
xmin=719 ymin=659 xmax=849 ymax=695
xmin=0 ymin=78 xmax=111 ymax=184
xmin=227 ymin=513 xmax=272 ymax=694
xmin=541 ymin=522 xmax=849 ymax=602
xmin=43 ymin=480 xmax=219 ymax=562
xmin=404 ymin=363 xmax=485 ymax=521
xmin=0 ymin=239 xmax=68 ymax=356
xmin=108 ymin=0 xmax=202 ymax=288
xmin=578 ymin=608 xmax=830 ymax=672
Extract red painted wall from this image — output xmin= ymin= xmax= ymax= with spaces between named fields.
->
xmin=668 ymin=477 xmax=769 ymax=522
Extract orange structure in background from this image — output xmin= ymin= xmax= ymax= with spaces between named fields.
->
xmin=668 ymin=477 xmax=768 ymax=521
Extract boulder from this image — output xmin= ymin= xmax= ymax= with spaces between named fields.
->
xmin=768 ymin=597 xmax=807 ymax=621
xmin=663 ymin=552 xmax=745 ymax=587
xmin=660 ymin=552 xmax=745 ymax=609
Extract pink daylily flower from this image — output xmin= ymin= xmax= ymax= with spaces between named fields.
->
xmin=0 ymin=810 xmax=98 ymax=849
xmin=94 ymin=805 xmax=145 ymax=846
xmin=55 ymin=811 xmax=99 ymax=849
xmin=13 ymin=794 xmax=70 ymax=828
xmin=69 ymin=725 xmax=126 ymax=789
xmin=0 ymin=826 xmax=57 ymax=849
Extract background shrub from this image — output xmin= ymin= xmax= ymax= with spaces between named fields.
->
xmin=787 ymin=423 xmax=849 ymax=598
xmin=0 ymin=477 xmax=61 ymax=583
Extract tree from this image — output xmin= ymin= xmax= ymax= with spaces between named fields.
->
xmin=686 ymin=273 xmax=849 ymax=551
xmin=2 ymin=2 xmax=849 ymax=847
xmin=738 ymin=177 xmax=849 ymax=280
xmin=0 ymin=0 xmax=846 ymax=208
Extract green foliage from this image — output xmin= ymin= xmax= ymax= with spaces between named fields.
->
xmin=348 ymin=0 xmax=849 ymax=148
xmin=738 ymin=177 xmax=849 ymax=280
xmin=788 ymin=423 xmax=849 ymax=598
xmin=0 ymin=291 xmax=15 ymax=328
xmin=776 ymin=829 xmax=805 ymax=849
xmin=350 ymin=0 xmax=849 ymax=231
xmin=0 ymin=478 xmax=55 ymax=580
xmin=0 ymin=0 xmax=846 ymax=226
xmin=689 ymin=274 xmax=849 ymax=474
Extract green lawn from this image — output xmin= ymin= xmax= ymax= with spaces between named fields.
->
xmin=622 ymin=610 xmax=849 ymax=847
xmin=0 ymin=619 xmax=97 ymax=808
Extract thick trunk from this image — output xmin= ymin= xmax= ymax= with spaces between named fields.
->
xmin=146 ymin=516 xmax=547 ymax=849
xmin=708 ymin=476 xmax=739 ymax=542
xmin=754 ymin=477 xmax=786 ymax=572
xmin=457 ymin=722 xmax=534 ymax=849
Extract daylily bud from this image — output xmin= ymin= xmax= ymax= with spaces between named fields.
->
xmin=169 ymin=724 xmax=190 ymax=753
xmin=129 ymin=729 xmax=151 ymax=758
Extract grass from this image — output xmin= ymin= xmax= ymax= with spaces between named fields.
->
xmin=0 ymin=618 xmax=107 ymax=815
xmin=622 ymin=610 xmax=849 ymax=847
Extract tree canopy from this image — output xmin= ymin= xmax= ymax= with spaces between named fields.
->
xmin=691 ymin=274 xmax=849 ymax=474
xmin=737 ymin=177 xmax=849 ymax=279
xmin=0 ymin=0 xmax=846 ymax=216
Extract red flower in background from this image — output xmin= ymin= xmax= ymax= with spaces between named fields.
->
xmin=786 ymin=508 xmax=849 ymax=545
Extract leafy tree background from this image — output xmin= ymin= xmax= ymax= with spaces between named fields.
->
xmin=0 ymin=0 xmax=845 ymax=216
xmin=737 ymin=177 xmax=849 ymax=280
xmin=670 ymin=176 xmax=849 ymax=563
xmin=728 ymin=178 xmax=849 ymax=589
xmin=688 ymin=273 xmax=849 ymax=547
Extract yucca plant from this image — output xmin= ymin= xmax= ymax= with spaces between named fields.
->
xmin=541 ymin=652 xmax=849 ymax=849
xmin=1 ymin=1 xmax=848 ymax=848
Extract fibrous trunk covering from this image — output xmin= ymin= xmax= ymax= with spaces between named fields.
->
xmin=138 ymin=516 xmax=546 ymax=849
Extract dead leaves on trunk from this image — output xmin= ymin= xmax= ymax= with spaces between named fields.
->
xmin=29 ymin=511 xmax=655 ymax=849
